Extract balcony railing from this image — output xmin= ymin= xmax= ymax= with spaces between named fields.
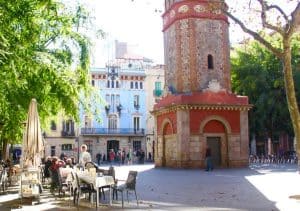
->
xmin=153 ymin=89 xmax=163 ymax=97
xmin=61 ymin=130 xmax=75 ymax=137
xmin=81 ymin=128 xmax=145 ymax=136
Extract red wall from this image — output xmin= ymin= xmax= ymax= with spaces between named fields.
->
xmin=190 ymin=110 xmax=240 ymax=133
xmin=203 ymin=120 xmax=226 ymax=133
xmin=157 ymin=111 xmax=177 ymax=135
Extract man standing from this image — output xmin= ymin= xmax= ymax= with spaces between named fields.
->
xmin=205 ymin=147 xmax=213 ymax=171
xmin=79 ymin=144 xmax=91 ymax=167
xmin=96 ymin=152 xmax=102 ymax=166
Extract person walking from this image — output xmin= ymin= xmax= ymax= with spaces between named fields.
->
xmin=96 ymin=152 xmax=102 ymax=166
xmin=127 ymin=149 xmax=132 ymax=165
xmin=205 ymin=147 xmax=213 ymax=171
xmin=109 ymin=149 xmax=115 ymax=166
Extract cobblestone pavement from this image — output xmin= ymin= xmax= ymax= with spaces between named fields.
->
xmin=0 ymin=163 xmax=299 ymax=211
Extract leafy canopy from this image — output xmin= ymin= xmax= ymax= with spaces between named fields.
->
xmin=0 ymin=0 xmax=102 ymax=145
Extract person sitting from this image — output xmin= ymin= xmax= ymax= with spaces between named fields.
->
xmin=48 ymin=157 xmax=65 ymax=193
xmin=44 ymin=156 xmax=52 ymax=179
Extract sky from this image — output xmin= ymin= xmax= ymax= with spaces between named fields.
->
xmin=84 ymin=0 xmax=296 ymax=67
xmin=87 ymin=0 xmax=165 ymax=67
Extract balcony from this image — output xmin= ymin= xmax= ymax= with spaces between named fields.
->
xmin=134 ymin=104 xmax=140 ymax=110
xmin=61 ymin=130 xmax=75 ymax=137
xmin=81 ymin=128 xmax=145 ymax=136
xmin=153 ymin=89 xmax=163 ymax=97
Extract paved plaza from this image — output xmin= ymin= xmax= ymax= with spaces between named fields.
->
xmin=0 ymin=163 xmax=300 ymax=210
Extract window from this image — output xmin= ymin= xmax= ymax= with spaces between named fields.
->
xmin=130 ymin=81 xmax=133 ymax=89
xmin=106 ymin=94 xmax=110 ymax=105
xmin=155 ymin=81 xmax=161 ymax=90
xmin=208 ymin=54 xmax=214 ymax=69
xmin=116 ymin=81 xmax=119 ymax=88
xmin=107 ymin=80 xmax=110 ymax=88
xmin=84 ymin=115 xmax=92 ymax=128
xmin=108 ymin=115 xmax=118 ymax=129
xmin=111 ymin=95 xmax=115 ymax=112
xmin=135 ymin=82 xmax=138 ymax=89
xmin=51 ymin=146 xmax=56 ymax=156
xmin=116 ymin=95 xmax=120 ymax=107
xmin=140 ymin=82 xmax=143 ymax=89
xmin=51 ymin=120 xmax=56 ymax=131
xmin=134 ymin=95 xmax=139 ymax=107
xmin=133 ymin=117 xmax=140 ymax=131
xmin=62 ymin=119 xmax=75 ymax=135
xmin=61 ymin=144 xmax=72 ymax=151
xmin=111 ymin=80 xmax=115 ymax=88
xmin=91 ymin=80 xmax=95 ymax=86
xmin=133 ymin=140 xmax=141 ymax=152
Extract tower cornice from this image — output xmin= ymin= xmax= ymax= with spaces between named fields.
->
xmin=162 ymin=0 xmax=228 ymax=32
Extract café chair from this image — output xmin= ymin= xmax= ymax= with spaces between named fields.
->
xmin=112 ymin=171 xmax=138 ymax=208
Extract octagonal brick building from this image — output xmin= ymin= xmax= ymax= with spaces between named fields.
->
xmin=152 ymin=0 xmax=251 ymax=168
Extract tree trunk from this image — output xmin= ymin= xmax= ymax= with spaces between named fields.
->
xmin=282 ymin=40 xmax=300 ymax=170
xmin=2 ymin=139 xmax=8 ymax=160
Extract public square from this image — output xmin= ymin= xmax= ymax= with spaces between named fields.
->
xmin=0 ymin=163 xmax=300 ymax=211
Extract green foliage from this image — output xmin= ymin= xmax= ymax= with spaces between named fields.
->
xmin=231 ymin=36 xmax=300 ymax=139
xmin=0 ymin=0 xmax=102 ymax=146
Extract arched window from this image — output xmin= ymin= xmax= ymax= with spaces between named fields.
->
xmin=116 ymin=81 xmax=119 ymax=88
xmin=208 ymin=54 xmax=214 ymax=69
xmin=130 ymin=81 xmax=133 ymax=89
xmin=135 ymin=82 xmax=138 ymax=89
xmin=91 ymin=80 xmax=95 ymax=86
xmin=140 ymin=82 xmax=143 ymax=89
xmin=107 ymin=80 xmax=110 ymax=88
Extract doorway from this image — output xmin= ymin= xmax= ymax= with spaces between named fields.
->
xmin=207 ymin=137 xmax=221 ymax=167
xmin=107 ymin=140 xmax=119 ymax=159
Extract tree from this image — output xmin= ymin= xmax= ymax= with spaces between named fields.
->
xmin=0 ymin=0 xmax=102 ymax=158
xmin=223 ymin=0 xmax=300 ymax=165
xmin=231 ymin=38 xmax=300 ymax=153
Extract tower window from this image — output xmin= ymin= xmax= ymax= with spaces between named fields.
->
xmin=208 ymin=54 xmax=214 ymax=69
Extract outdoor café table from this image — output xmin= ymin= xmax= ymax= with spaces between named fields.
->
xmin=77 ymin=171 xmax=115 ymax=207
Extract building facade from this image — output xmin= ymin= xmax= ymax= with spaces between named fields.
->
xmin=145 ymin=65 xmax=165 ymax=160
xmin=79 ymin=58 xmax=147 ymax=161
xmin=44 ymin=115 xmax=78 ymax=160
xmin=153 ymin=0 xmax=251 ymax=168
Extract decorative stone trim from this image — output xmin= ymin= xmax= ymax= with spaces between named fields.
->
xmin=152 ymin=104 xmax=252 ymax=116
xmin=162 ymin=0 xmax=228 ymax=32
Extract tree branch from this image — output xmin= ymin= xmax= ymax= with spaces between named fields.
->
xmin=224 ymin=10 xmax=283 ymax=58
xmin=257 ymin=0 xmax=285 ymax=35
xmin=268 ymin=5 xmax=289 ymax=23
xmin=287 ymin=2 xmax=300 ymax=37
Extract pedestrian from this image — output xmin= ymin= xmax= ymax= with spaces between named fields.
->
xmin=205 ymin=147 xmax=213 ymax=171
xmin=79 ymin=144 xmax=91 ymax=167
xmin=148 ymin=152 xmax=152 ymax=161
xmin=96 ymin=152 xmax=102 ymax=166
xmin=127 ymin=149 xmax=132 ymax=165
xmin=121 ymin=149 xmax=126 ymax=165
xmin=140 ymin=150 xmax=145 ymax=164
xmin=109 ymin=149 xmax=115 ymax=165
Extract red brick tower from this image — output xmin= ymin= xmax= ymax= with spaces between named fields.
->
xmin=153 ymin=0 xmax=251 ymax=168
